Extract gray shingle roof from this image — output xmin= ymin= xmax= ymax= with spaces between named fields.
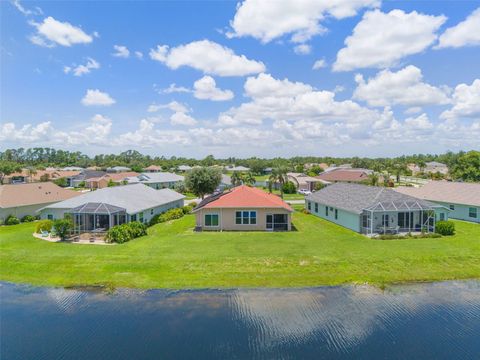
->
xmin=128 ymin=172 xmax=184 ymax=184
xmin=306 ymin=183 xmax=440 ymax=214
xmin=42 ymin=183 xmax=184 ymax=214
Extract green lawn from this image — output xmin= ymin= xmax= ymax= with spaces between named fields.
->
xmin=1 ymin=212 xmax=479 ymax=289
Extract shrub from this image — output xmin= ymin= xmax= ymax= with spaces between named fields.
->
xmin=5 ymin=215 xmax=20 ymax=225
xmin=149 ymin=208 xmax=185 ymax=226
xmin=189 ymin=201 xmax=197 ymax=208
xmin=181 ymin=205 xmax=192 ymax=214
xmin=174 ymin=182 xmax=187 ymax=194
xmin=302 ymin=209 xmax=310 ymax=214
xmin=35 ymin=219 xmax=53 ymax=233
xmin=105 ymin=224 xmax=133 ymax=244
xmin=435 ymin=220 xmax=455 ymax=236
xmin=53 ymin=177 xmax=68 ymax=187
xmin=21 ymin=215 xmax=36 ymax=223
xmin=128 ymin=221 xmax=147 ymax=238
xmin=53 ymin=218 xmax=73 ymax=241
xmin=282 ymin=181 xmax=297 ymax=194
xmin=377 ymin=233 xmax=441 ymax=240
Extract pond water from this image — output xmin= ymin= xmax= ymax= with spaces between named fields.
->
xmin=1 ymin=281 xmax=479 ymax=359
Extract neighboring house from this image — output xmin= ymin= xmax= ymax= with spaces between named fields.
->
xmin=193 ymin=185 xmax=293 ymax=231
xmin=226 ymin=165 xmax=250 ymax=172
xmin=218 ymin=174 xmax=232 ymax=191
xmin=3 ymin=169 xmax=81 ymax=184
xmin=304 ymin=163 xmax=329 ymax=170
xmin=85 ymin=172 xmax=139 ymax=189
xmin=306 ymin=183 xmax=449 ymax=235
xmin=39 ymin=184 xmax=185 ymax=230
xmin=0 ymin=182 xmax=80 ymax=222
xmin=316 ymin=168 xmax=372 ymax=183
xmin=287 ymin=173 xmax=329 ymax=192
xmin=70 ymin=170 xmax=107 ymax=187
xmin=407 ymin=163 xmax=421 ymax=175
xmin=106 ymin=166 xmax=131 ymax=173
xmin=263 ymin=167 xmax=273 ymax=174
xmin=62 ymin=166 xmax=84 ymax=171
xmin=177 ymin=165 xmax=192 ymax=172
xmin=127 ymin=172 xmax=184 ymax=190
xmin=144 ymin=165 xmax=162 ymax=173
xmin=424 ymin=161 xmax=449 ymax=175
xmin=394 ymin=181 xmax=480 ymax=223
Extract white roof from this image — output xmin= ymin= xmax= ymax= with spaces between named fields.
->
xmin=41 ymin=183 xmax=184 ymax=214
xmin=129 ymin=172 xmax=184 ymax=184
xmin=178 ymin=165 xmax=192 ymax=170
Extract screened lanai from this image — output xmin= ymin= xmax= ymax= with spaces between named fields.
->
xmin=70 ymin=202 xmax=127 ymax=233
xmin=361 ymin=200 xmax=436 ymax=235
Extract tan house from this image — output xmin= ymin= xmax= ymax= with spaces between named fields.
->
xmin=3 ymin=169 xmax=81 ymax=184
xmin=144 ymin=165 xmax=162 ymax=172
xmin=193 ymin=185 xmax=293 ymax=231
xmin=85 ymin=172 xmax=139 ymax=189
xmin=0 ymin=182 xmax=80 ymax=222
xmin=287 ymin=172 xmax=329 ymax=191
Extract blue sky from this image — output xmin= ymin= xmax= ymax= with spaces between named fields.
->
xmin=1 ymin=0 xmax=479 ymax=158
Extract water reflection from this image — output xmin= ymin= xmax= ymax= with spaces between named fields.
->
xmin=1 ymin=282 xmax=479 ymax=359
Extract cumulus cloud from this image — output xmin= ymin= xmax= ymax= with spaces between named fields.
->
xmin=149 ymin=40 xmax=265 ymax=76
xmin=293 ymin=44 xmax=311 ymax=55
xmin=333 ymin=10 xmax=446 ymax=71
xmin=29 ymin=16 xmax=94 ymax=47
xmin=147 ymin=101 xmax=189 ymax=113
xmin=440 ymin=79 xmax=480 ymax=120
xmin=81 ymin=89 xmax=116 ymax=106
xmin=170 ymin=112 xmax=198 ymax=126
xmin=227 ymin=0 xmax=379 ymax=44
xmin=353 ymin=65 xmax=451 ymax=107
xmin=159 ymin=83 xmax=192 ymax=94
xmin=112 ymin=45 xmax=130 ymax=58
xmin=436 ymin=8 xmax=480 ymax=49
xmin=193 ymin=76 xmax=234 ymax=101
xmin=63 ymin=57 xmax=100 ymax=76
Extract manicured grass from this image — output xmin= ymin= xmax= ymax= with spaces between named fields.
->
xmin=1 ymin=213 xmax=479 ymax=289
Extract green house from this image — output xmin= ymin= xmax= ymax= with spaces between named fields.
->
xmin=306 ymin=183 xmax=449 ymax=235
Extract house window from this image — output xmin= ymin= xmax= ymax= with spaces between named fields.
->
xmin=449 ymin=204 xmax=455 ymax=210
xmin=382 ymin=214 xmax=389 ymax=226
xmin=307 ymin=202 xmax=311 ymax=211
xmin=205 ymin=214 xmax=219 ymax=227
xmin=314 ymin=203 xmax=318 ymax=213
xmin=131 ymin=214 xmax=137 ymax=222
xmin=440 ymin=213 xmax=445 ymax=221
xmin=151 ymin=209 xmax=154 ymax=215
xmin=47 ymin=214 xmax=53 ymax=220
xmin=334 ymin=209 xmax=338 ymax=220
xmin=469 ymin=207 xmax=477 ymax=218
xmin=235 ymin=211 xmax=257 ymax=225
xmin=325 ymin=206 xmax=329 ymax=216
xmin=139 ymin=212 xmax=144 ymax=223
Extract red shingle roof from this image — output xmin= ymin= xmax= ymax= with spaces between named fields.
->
xmin=196 ymin=185 xmax=293 ymax=211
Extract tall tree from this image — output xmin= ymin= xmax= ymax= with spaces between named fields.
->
xmin=185 ymin=167 xmax=222 ymax=199
xmin=0 ymin=161 xmax=22 ymax=184
xmin=268 ymin=167 xmax=289 ymax=198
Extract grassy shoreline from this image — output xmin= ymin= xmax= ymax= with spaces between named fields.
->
xmin=1 ymin=212 xmax=479 ymax=289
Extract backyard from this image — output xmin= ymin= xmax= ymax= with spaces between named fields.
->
xmin=0 ymin=210 xmax=479 ymax=289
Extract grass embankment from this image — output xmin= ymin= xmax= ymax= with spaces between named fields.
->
xmin=1 ymin=212 xmax=479 ymax=289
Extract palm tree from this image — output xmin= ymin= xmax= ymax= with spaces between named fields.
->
xmin=26 ymin=167 xmax=37 ymax=183
xmin=368 ymin=173 xmax=379 ymax=186
xmin=230 ymin=172 xmax=243 ymax=187
xmin=242 ymin=171 xmax=256 ymax=186
xmin=268 ymin=167 xmax=288 ymax=198
xmin=393 ymin=163 xmax=407 ymax=184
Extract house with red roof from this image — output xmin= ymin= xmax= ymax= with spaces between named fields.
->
xmin=192 ymin=185 xmax=293 ymax=231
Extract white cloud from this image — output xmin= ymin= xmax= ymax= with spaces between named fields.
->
xmin=333 ymin=10 xmax=446 ymax=71
xmin=12 ymin=0 xmax=42 ymax=16
xmin=227 ymin=0 xmax=379 ymax=44
xmin=63 ymin=57 xmax=100 ymax=76
xmin=312 ymin=59 xmax=327 ymax=70
xmin=436 ymin=8 xmax=480 ymax=49
xmin=170 ymin=112 xmax=197 ymax=126
xmin=193 ymin=76 xmax=234 ymax=101
xmin=353 ymin=65 xmax=451 ymax=107
xmin=81 ymin=89 xmax=116 ymax=106
xmin=148 ymin=101 xmax=189 ymax=113
xmin=135 ymin=51 xmax=143 ymax=59
xmin=293 ymin=44 xmax=311 ymax=55
xmin=112 ymin=45 xmax=130 ymax=58
xmin=404 ymin=113 xmax=434 ymax=130
xmin=440 ymin=79 xmax=480 ymax=120
xmin=29 ymin=16 xmax=93 ymax=47
xmin=149 ymin=40 xmax=265 ymax=76
xmin=159 ymin=83 xmax=192 ymax=94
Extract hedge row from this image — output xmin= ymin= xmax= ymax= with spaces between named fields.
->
xmin=105 ymin=221 xmax=148 ymax=244
xmin=2 ymin=214 xmax=39 ymax=226
xmin=435 ymin=220 xmax=455 ymax=236
xmin=149 ymin=206 xmax=192 ymax=226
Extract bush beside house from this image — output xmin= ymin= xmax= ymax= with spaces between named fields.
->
xmin=105 ymin=221 xmax=147 ymax=244
xmin=435 ymin=221 xmax=455 ymax=236
xmin=35 ymin=219 xmax=53 ymax=233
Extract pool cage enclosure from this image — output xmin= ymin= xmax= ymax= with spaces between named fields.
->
xmin=69 ymin=202 xmax=127 ymax=234
xmin=361 ymin=200 xmax=437 ymax=235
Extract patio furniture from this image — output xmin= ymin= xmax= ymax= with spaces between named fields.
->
xmin=41 ymin=230 xmax=49 ymax=237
